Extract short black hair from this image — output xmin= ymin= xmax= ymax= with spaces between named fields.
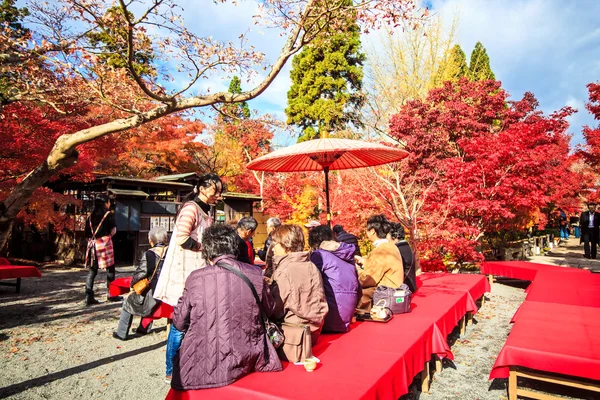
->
xmin=389 ymin=222 xmax=405 ymax=241
xmin=588 ymin=202 xmax=597 ymax=206
xmin=366 ymin=214 xmax=391 ymax=239
xmin=237 ymin=216 xmax=258 ymax=231
xmin=201 ymin=224 xmax=239 ymax=261
xmin=308 ymin=225 xmax=335 ymax=250
xmin=332 ymin=224 xmax=343 ymax=234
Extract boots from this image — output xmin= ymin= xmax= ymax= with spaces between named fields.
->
xmin=85 ymin=291 xmax=100 ymax=306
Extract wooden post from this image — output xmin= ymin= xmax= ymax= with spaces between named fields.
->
xmin=435 ymin=356 xmax=442 ymax=373
xmin=420 ymin=360 xmax=430 ymax=393
xmin=459 ymin=316 xmax=466 ymax=335
xmin=480 ymin=294 xmax=486 ymax=308
xmin=488 ymin=274 xmax=494 ymax=287
xmin=509 ymin=368 xmax=517 ymax=400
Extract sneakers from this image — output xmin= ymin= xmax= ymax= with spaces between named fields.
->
xmin=106 ymin=295 xmax=124 ymax=302
xmin=164 ymin=375 xmax=172 ymax=384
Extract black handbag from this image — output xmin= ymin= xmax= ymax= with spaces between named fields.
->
xmin=372 ymin=283 xmax=412 ymax=315
xmin=216 ymin=262 xmax=285 ymax=354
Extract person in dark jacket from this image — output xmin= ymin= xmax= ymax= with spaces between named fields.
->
xmin=113 ymin=227 xmax=168 ymax=340
xmin=236 ymin=216 xmax=258 ymax=264
xmin=389 ymin=222 xmax=417 ymax=293
xmin=332 ymin=224 xmax=361 ymax=257
xmin=580 ymin=202 xmax=600 ymax=259
xmin=84 ymin=194 xmax=117 ymax=305
xmin=171 ymin=224 xmax=282 ymax=391
xmin=258 ymin=217 xmax=281 ymax=277
xmin=308 ymin=225 xmax=360 ymax=333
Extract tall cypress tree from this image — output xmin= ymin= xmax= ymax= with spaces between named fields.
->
xmin=434 ymin=44 xmax=469 ymax=85
xmin=285 ymin=7 xmax=365 ymax=142
xmin=468 ymin=41 xmax=495 ymax=81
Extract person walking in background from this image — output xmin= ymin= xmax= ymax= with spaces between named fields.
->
xmin=570 ymin=214 xmax=580 ymax=239
xmin=84 ymin=194 xmax=117 ymax=305
xmin=332 ymin=224 xmax=361 ymax=257
xmin=558 ymin=208 xmax=569 ymax=240
xmin=388 ymin=222 xmax=417 ymax=293
xmin=258 ymin=217 xmax=281 ymax=278
xmin=580 ymin=202 xmax=599 ymax=259
xmin=236 ymin=216 xmax=258 ymax=265
xmin=113 ymin=226 xmax=168 ymax=340
xmin=153 ymin=173 xmax=223 ymax=383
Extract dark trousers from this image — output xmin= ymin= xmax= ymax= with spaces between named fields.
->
xmin=85 ymin=263 xmax=116 ymax=294
xmin=582 ymin=230 xmax=598 ymax=259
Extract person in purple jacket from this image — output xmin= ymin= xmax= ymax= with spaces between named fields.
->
xmin=308 ymin=225 xmax=361 ymax=333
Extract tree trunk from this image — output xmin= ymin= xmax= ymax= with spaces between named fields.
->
xmin=0 ymin=145 xmax=78 ymax=251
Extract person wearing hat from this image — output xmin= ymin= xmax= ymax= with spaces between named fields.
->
xmin=304 ymin=220 xmax=321 ymax=230
xmin=580 ymin=202 xmax=599 ymax=259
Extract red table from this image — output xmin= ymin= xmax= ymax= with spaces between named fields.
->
xmin=109 ymin=277 xmax=174 ymax=327
xmin=0 ymin=265 xmax=42 ymax=293
xmin=480 ymin=261 xmax=572 ymax=281
xmin=491 ymin=301 xmax=600 ymax=381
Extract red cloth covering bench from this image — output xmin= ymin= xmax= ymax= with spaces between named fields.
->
xmin=109 ymin=277 xmax=174 ymax=327
xmin=0 ymin=260 xmax=42 ymax=293
xmin=166 ymin=273 xmax=491 ymax=400
xmin=491 ymin=301 xmax=600 ymax=381
xmin=480 ymin=261 xmax=572 ymax=282
xmin=419 ymin=272 xmax=490 ymax=313
xmin=524 ymin=269 xmax=600 ymax=308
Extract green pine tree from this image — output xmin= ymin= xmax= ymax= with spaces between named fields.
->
xmin=87 ymin=7 xmax=155 ymax=77
xmin=0 ymin=0 xmax=30 ymax=105
xmin=220 ymin=76 xmax=251 ymax=123
xmin=285 ymin=7 xmax=365 ymax=142
xmin=468 ymin=41 xmax=495 ymax=81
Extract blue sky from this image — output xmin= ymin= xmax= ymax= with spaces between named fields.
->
xmin=28 ymin=0 xmax=600 ymax=147
xmin=188 ymin=0 xmax=600 ymax=147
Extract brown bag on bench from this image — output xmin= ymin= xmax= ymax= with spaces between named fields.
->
xmin=278 ymin=323 xmax=313 ymax=363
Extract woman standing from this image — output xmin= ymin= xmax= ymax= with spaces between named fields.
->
xmin=153 ymin=173 xmax=222 ymax=383
xmin=84 ymin=195 xmax=117 ymax=305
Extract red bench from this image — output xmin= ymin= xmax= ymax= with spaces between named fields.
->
xmin=109 ymin=277 xmax=174 ymax=329
xmin=0 ymin=257 xmax=42 ymax=293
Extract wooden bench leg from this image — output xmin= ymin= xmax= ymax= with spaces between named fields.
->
xmin=466 ymin=311 xmax=473 ymax=326
xmin=420 ymin=360 xmax=430 ymax=393
xmin=509 ymin=368 xmax=517 ymax=400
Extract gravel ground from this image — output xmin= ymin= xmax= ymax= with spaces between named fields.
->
xmin=0 ymin=252 xmax=590 ymax=399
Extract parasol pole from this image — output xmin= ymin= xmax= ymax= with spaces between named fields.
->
xmin=324 ymin=166 xmax=331 ymax=227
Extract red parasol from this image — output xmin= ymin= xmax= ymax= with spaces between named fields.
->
xmin=246 ymin=136 xmax=408 ymax=225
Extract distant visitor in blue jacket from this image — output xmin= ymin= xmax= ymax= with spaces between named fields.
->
xmin=308 ymin=225 xmax=361 ymax=333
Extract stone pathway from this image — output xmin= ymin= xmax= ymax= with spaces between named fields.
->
xmin=528 ymin=237 xmax=600 ymax=271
